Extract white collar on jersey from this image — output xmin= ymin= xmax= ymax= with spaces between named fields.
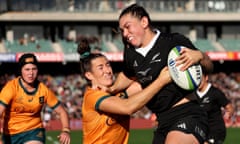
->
xmin=196 ymin=83 xmax=212 ymax=98
xmin=136 ymin=29 xmax=160 ymax=57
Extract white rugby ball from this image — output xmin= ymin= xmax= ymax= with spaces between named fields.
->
xmin=167 ymin=46 xmax=202 ymax=90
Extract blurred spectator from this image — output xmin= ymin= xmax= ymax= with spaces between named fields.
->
xmin=116 ymin=0 xmax=124 ymax=12
xmin=99 ymin=0 xmax=112 ymax=12
xmin=125 ymin=0 xmax=136 ymax=8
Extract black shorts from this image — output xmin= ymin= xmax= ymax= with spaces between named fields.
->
xmin=207 ymin=128 xmax=226 ymax=144
xmin=152 ymin=101 xmax=208 ymax=144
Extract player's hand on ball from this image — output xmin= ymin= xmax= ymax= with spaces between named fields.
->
xmin=176 ymin=48 xmax=203 ymax=71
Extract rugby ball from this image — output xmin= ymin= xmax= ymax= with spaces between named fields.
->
xmin=167 ymin=46 xmax=202 ymax=91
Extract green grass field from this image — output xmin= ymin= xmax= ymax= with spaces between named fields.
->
xmin=46 ymin=128 xmax=240 ymax=144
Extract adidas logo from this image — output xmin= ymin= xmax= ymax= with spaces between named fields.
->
xmin=36 ymin=131 xmax=43 ymax=138
xmin=177 ymin=122 xmax=186 ymax=129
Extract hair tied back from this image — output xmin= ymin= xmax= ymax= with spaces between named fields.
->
xmin=81 ymin=52 xmax=90 ymax=59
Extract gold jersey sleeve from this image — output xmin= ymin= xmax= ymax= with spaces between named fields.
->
xmin=82 ymin=87 xmax=130 ymax=144
xmin=0 ymin=77 xmax=59 ymax=135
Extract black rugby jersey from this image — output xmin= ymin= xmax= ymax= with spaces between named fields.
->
xmin=123 ymin=32 xmax=198 ymax=113
xmin=196 ymin=85 xmax=230 ymax=139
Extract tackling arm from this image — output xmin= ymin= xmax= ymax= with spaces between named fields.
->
xmin=110 ymin=72 xmax=134 ymax=94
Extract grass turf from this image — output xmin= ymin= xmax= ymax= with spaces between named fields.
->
xmin=46 ymin=128 xmax=240 ymax=144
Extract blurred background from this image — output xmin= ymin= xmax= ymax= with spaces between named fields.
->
xmin=0 ymin=0 xmax=240 ymax=143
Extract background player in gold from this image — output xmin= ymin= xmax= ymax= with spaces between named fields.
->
xmin=0 ymin=53 xmax=71 ymax=144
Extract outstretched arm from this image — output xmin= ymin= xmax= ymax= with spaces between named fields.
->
xmin=126 ymin=81 xmax=142 ymax=96
xmin=99 ymin=67 xmax=171 ymax=115
xmin=110 ymin=72 xmax=135 ymax=94
xmin=54 ymin=105 xmax=71 ymax=144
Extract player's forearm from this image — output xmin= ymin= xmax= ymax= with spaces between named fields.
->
xmin=125 ymin=76 xmax=168 ymax=114
xmin=59 ymin=111 xmax=70 ymax=130
xmin=111 ymin=72 xmax=133 ymax=94
xmin=57 ymin=106 xmax=71 ymax=144
xmin=55 ymin=106 xmax=70 ymax=130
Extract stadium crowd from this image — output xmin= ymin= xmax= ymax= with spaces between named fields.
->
xmin=1 ymin=0 xmax=239 ymax=13
xmin=0 ymin=71 xmax=240 ymax=127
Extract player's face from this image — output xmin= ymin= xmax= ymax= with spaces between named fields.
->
xmin=87 ymin=57 xmax=113 ymax=87
xmin=119 ymin=13 xmax=146 ymax=48
xmin=21 ymin=63 xmax=38 ymax=84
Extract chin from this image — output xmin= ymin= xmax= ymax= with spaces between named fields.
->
xmin=106 ymin=82 xmax=113 ymax=87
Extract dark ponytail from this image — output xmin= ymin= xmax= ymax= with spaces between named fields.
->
xmin=77 ymin=38 xmax=105 ymax=80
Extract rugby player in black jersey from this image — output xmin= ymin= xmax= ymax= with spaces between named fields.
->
xmin=110 ymin=3 xmax=214 ymax=144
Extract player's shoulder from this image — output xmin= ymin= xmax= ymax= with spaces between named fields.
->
xmin=38 ymin=81 xmax=51 ymax=92
xmin=4 ymin=77 xmax=19 ymax=88
xmin=210 ymin=85 xmax=225 ymax=95
xmin=159 ymin=32 xmax=195 ymax=50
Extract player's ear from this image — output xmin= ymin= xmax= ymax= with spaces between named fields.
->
xmin=141 ymin=16 xmax=148 ymax=28
xmin=85 ymin=72 xmax=93 ymax=81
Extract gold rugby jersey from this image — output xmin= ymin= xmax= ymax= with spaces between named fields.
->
xmin=82 ymin=87 xmax=130 ymax=144
xmin=0 ymin=77 xmax=59 ymax=135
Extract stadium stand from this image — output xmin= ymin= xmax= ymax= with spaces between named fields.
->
xmin=1 ymin=0 xmax=239 ymax=13
xmin=59 ymin=40 xmax=78 ymax=53
xmin=4 ymin=39 xmax=53 ymax=53
xmin=1 ymin=0 xmax=240 ymax=54
xmin=218 ymin=39 xmax=240 ymax=51
xmin=5 ymin=37 xmax=240 ymax=54
xmin=194 ymin=39 xmax=217 ymax=52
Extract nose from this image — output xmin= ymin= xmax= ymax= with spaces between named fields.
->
xmin=29 ymin=69 xmax=34 ymax=74
xmin=105 ymin=66 xmax=112 ymax=74
xmin=122 ymin=29 xmax=128 ymax=38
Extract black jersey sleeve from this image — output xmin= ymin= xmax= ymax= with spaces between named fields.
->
xmin=157 ymin=32 xmax=198 ymax=51
xmin=173 ymin=33 xmax=197 ymax=49
xmin=214 ymin=87 xmax=230 ymax=107
xmin=171 ymin=32 xmax=198 ymax=50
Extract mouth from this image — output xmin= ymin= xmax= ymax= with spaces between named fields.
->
xmin=105 ymin=75 xmax=112 ymax=79
xmin=27 ymin=76 xmax=35 ymax=81
xmin=127 ymin=36 xmax=133 ymax=42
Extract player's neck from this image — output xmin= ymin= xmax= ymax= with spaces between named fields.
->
xmin=141 ymin=29 xmax=156 ymax=48
xmin=199 ymin=82 xmax=210 ymax=92
xmin=20 ymin=78 xmax=36 ymax=92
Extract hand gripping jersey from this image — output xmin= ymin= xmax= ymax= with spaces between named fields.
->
xmin=0 ymin=77 xmax=60 ymax=135
xmin=82 ymin=87 xmax=130 ymax=144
